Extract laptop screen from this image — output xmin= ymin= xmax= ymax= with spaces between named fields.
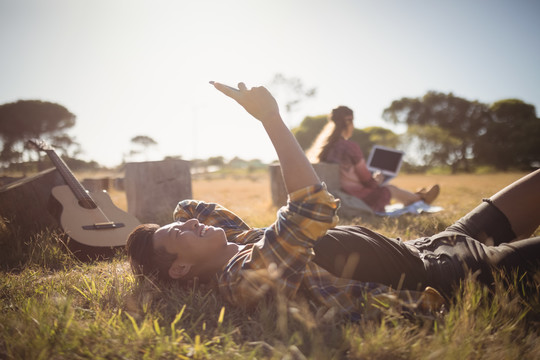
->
xmin=366 ymin=146 xmax=404 ymax=175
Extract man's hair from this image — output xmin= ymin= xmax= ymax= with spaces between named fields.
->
xmin=126 ymin=223 xmax=177 ymax=281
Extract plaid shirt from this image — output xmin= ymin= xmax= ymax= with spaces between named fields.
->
xmin=173 ymin=184 xmax=413 ymax=319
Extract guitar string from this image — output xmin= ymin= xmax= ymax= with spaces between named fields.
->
xmin=48 ymin=149 xmax=114 ymax=224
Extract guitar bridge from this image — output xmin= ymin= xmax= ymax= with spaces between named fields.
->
xmin=82 ymin=222 xmax=126 ymax=230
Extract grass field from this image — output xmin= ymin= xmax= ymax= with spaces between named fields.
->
xmin=1 ymin=172 xmax=539 ymax=359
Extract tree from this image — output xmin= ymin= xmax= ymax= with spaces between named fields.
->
xmin=0 ymin=100 xmax=76 ymax=164
xmin=474 ymin=99 xmax=540 ymax=171
xmin=269 ymin=73 xmax=317 ymax=114
xmin=356 ymin=126 xmax=400 ymax=155
xmin=292 ymin=114 xmax=327 ymax=150
xmin=131 ymin=135 xmax=157 ymax=149
xmin=382 ymin=92 xmax=491 ymax=173
xmin=48 ymin=134 xmax=82 ymax=158
xmin=207 ymin=156 xmax=225 ymax=167
xmin=129 ymin=135 xmax=158 ymax=159
xmin=292 ymin=114 xmax=399 ymax=158
xmin=401 ymin=124 xmax=462 ymax=168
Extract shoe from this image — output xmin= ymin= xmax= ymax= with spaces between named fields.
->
xmin=416 ymin=184 xmax=440 ymax=204
xmin=418 ymin=286 xmax=447 ymax=313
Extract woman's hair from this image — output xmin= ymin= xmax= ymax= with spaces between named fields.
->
xmin=126 ymin=223 xmax=177 ymax=281
xmin=306 ymin=106 xmax=353 ymax=162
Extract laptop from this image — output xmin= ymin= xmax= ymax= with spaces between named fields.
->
xmin=366 ymin=145 xmax=404 ymax=184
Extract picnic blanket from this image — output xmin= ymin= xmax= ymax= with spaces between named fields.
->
xmin=376 ymin=201 xmax=443 ymax=217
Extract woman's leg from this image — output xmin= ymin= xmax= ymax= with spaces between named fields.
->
xmin=489 ymin=169 xmax=540 ymax=240
xmin=385 ymin=184 xmax=440 ymax=205
xmin=385 ymin=185 xmax=421 ymax=205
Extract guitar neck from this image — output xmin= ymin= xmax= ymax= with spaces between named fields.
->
xmin=45 ymin=149 xmax=97 ymax=209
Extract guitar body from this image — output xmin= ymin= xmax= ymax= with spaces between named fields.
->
xmin=29 ymin=139 xmax=141 ymax=259
xmin=51 ymin=185 xmax=140 ymax=248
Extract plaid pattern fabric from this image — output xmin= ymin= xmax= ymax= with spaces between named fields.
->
xmin=173 ymin=184 xmax=406 ymax=319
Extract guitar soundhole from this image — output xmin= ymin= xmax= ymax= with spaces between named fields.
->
xmin=78 ymin=199 xmax=97 ymax=210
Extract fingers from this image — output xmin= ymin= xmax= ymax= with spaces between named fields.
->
xmin=211 ymin=81 xmax=279 ymax=122
xmin=210 ymin=81 xmax=252 ymax=96
xmin=210 ymin=81 xmax=241 ymax=99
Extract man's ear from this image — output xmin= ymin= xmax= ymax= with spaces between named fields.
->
xmin=168 ymin=260 xmax=192 ymax=279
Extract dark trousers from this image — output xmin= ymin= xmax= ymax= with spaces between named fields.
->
xmin=413 ymin=201 xmax=540 ymax=296
xmin=314 ymin=201 xmax=540 ymax=297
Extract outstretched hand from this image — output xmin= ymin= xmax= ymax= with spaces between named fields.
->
xmin=211 ymin=80 xmax=320 ymax=193
xmin=211 ymin=81 xmax=280 ymax=124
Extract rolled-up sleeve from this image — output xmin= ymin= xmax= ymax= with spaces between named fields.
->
xmin=173 ymin=199 xmax=258 ymax=243
xmin=218 ymin=183 xmax=340 ymax=307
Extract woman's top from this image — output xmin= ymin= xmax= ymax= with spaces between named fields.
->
xmin=324 ymin=137 xmax=391 ymax=212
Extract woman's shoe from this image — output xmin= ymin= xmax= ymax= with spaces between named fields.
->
xmin=416 ymin=184 xmax=440 ymax=204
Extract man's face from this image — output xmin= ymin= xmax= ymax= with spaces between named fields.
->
xmin=152 ymin=219 xmax=227 ymax=265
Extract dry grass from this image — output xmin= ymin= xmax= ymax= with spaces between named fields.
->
xmin=108 ymin=171 xmax=529 ymax=231
xmin=192 ymin=173 xmax=276 ymax=228
xmin=391 ymin=172 xmax=526 ymax=218
xmin=2 ymin=170 xmax=540 ymax=359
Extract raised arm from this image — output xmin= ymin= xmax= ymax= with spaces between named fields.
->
xmin=212 ymin=82 xmax=320 ymax=194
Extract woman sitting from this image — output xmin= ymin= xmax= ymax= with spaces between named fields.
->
xmin=306 ymin=105 xmax=439 ymax=213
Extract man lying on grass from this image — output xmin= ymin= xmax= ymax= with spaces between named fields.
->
xmin=127 ymin=81 xmax=540 ymax=320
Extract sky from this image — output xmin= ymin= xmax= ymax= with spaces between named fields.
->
xmin=1 ymin=0 xmax=539 ymax=167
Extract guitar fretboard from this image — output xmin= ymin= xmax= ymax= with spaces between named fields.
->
xmin=45 ymin=149 xmax=97 ymax=209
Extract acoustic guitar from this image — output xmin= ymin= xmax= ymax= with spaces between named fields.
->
xmin=29 ymin=139 xmax=140 ymax=250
